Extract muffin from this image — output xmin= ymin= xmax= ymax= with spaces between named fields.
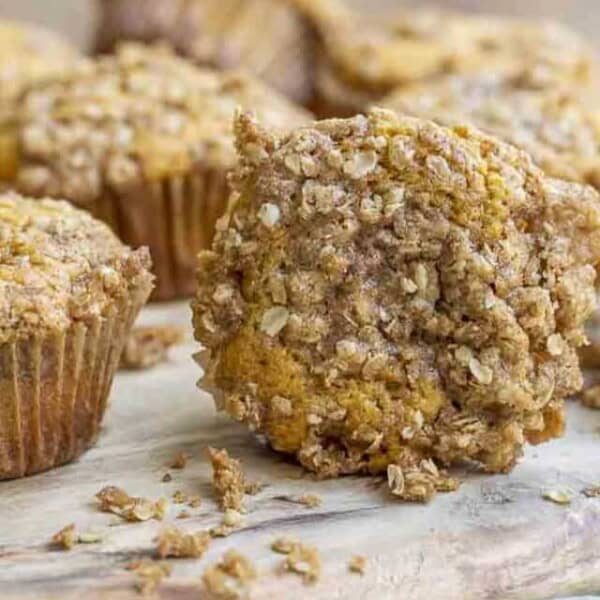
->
xmin=302 ymin=1 xmax=596 ymax=117
xmin=380 ymin=76 xmax=600 ymax=190
xmin=94 ymin=0 xmax=315 ymax=104
xmin=192 ymin=109 xmax=600 ymax=500
xmin=15 ymin=43 xmax=311 ymax=300
xmin=0 ymin=21 xmax=83 ymax=181
xmin=0 ymin=192 xmax=153 ymax=480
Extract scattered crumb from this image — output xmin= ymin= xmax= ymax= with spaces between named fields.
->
xmin=203 ymin=550 xmax=257 ymax=599
xmin=244 ymin=481 xmax=266 ymax=495
xmin=583 ymin=485 xmax=600 ymax=498
xmin=281 ymin=542 xmax=321 ymax=584
xmin=126 ymin=559 xmax=172 ymax=595
xmin=78 ymin=531 xmax=103 ymax=544
xmin=96 ymin=486 xmax=167 ymax=522
xmin=210 ymin=509 xmax=245 ymax=538
xmin=188 ymin=495 xmax=202 ymax=508
xmin=173 ymin=490 xmax=188 ymax=504
xmin=271 ymin=537 xmax=298 ymax=555
xmin=170 ymin=451 xmax=190 ymax=470
xmin=581 ymin=384 xmax=600 ymax=409
xmin=207 ymin=447 xmax=248 ymax=512
xmin=156 ymin=526 xmax=211 ymax=559
xmin=51 ymin=524 xmax=77 ymax=550
xmin=297 ymin=494 xmax=322 ymax=508
xmin=120 ymin=325 xmax=185 ymax=370
xmin=177 ymin=510 xmax=191 ymax=520
xmin=387 ymin=461 xmax=459 ymax=503
xmin=542 ymin=489 xmax=572 ymax=505
xmin=161 ymin=473 xmax=173 ymax=483
xmin=348 ymin=555 xmax=366 ymax=575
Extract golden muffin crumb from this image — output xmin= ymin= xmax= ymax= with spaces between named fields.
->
xmin=203 ymin=550 xmax=257 ymax=599
xmin=126 ymin=559 xmax=172 ymax=595
xmin=207 ymin=446 xmax=248 ymax=512
xmin=96 ymin=486 xmax=167 ymax=522
xmin=193 ymin=109 xmax=600 ymax=491
xmin=120 ymin=325 xmax=185 ymax=370
xmin=156 ymin=526 xmax=211 ymax=558
xmin=51 ymin=523 xmax=77 ymax=550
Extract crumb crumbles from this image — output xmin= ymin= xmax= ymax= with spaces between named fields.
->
xmin=96 ymin=486 xmax=167 ymax=522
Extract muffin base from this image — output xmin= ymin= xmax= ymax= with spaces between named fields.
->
xmin=0 ymin=286 xmax=150 ymax=480
xmin=97 ymin=168 xmax=229 ymax=301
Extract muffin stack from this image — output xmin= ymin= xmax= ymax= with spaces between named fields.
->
xmin=1 ymin=1 xmax=599 ymax=494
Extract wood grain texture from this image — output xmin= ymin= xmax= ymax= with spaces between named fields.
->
xmin=0 ymin=302 xmax=599 ymax=599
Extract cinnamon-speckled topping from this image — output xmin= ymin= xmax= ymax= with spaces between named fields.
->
xmin=380 ymin=75 xmax=600 ymax=189
xmin=0 ymin=192 xmax=152 ymax=342
xmin=16 ymin=43 xmax=311 ymax=205
xmin=193 ymin=109 xmax=600 ymax=500
xmin=302 ymin=0 xmax=596 ymax=114
xmin=0 ymin=20 xmax=82 ymax=109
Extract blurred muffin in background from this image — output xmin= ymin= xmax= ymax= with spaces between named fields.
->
xmin=14 ymin=43 xmax=312 ymax=300
xmin=0 ymin=192 xmax=153 ymax=480
xmin=94 ymin=0 xmax=315 ymax=104
xmin=380 ymin=75 xmax=600 ymax=189
xmin=0 ymin=21 xmax=83 ymax=181
xmin=300 ymin=0 xmax=597 ymax=117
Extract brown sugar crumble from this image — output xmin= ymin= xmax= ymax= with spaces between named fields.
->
xmin=173 ymin=490 xmax=188 ymax=504
xmin=126 ymin=559 xmax=172 ymax=595
xmin=161 ymin=473 xmax=173 ymax=483
xmin=188 ymin=495 xmax=202 ymax=508
xmin=542 ymin=489 xmax=572 ymax=505
xmin=51 ymin=524 xmax=77 ymax=550
xmin=120 ymin=325 xmax=185 ymax=370
xmin=581 ymin=384 xmax=600 ymax=409
xmin=280 ymin=542 xmax=321 ymax=584
xmin=203 ymin=550 xmax=257 ymax=599
xmin=170 ymin=451 xmax=190 ymax=470
xmin=210 ymin=509 xmax=246 ymax=538
xmin=156 ymin=526 xmax=211 ymax=559
xmin=348 ymin=555 xmax=367 ymax=575
xmin=193 ymin=109 xmax=600 ymax=494
xmin=177 ymin=510 xmax=191 ymax=520
xmin=297 ymin=494 xmax=322 ymax=508
xmin=96 ymin=486 xmax=167 ymax=522
xmin=207 ymin=447 xmax=248 ymax=512
xmin=271 ymin=537 xmax=299 ymax=555
xmin=583 ymin=485 xmax=600 ymax=498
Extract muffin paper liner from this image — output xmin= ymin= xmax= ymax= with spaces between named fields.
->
xmin=0 ymin=285 xmax=150 ymax=480
xmin=100 ymin=168 xmax=230 ymax=301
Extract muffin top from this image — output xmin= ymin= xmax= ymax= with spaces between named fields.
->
xmin=304 ymin=2 xmax=595 ymax=95
xmin=193 ymin=109 xmax=600 ymax=481
xmin=0 ymin=20 xmax=82 ymax=109
xmin=0 ymin=192 xmax=152 ymax=342
xmin=16 ymin=43 xmax=312 ymax=205
xmin=380 ymin=75 xmax=600 ymax=187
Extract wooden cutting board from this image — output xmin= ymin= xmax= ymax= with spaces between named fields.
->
xmin=0 ymin=302 xmax=599 ymax=600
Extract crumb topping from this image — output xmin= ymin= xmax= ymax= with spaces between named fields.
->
xmin=126 ymin=559 xmax=172 ymax=595
xmin=96 ymin=486 xmax=167 ymax=522
xmin=120 ymin=325 xmax=185 ymax=370
xmin=156 ymin=526 xmax=211 ymax=558
xmin=0 ymin=192 xmax=152 ymax=343
xmin=381 ymin=76 xmax=600 ymax=188
xmin=16 ymin=43 xmax=311 ymax=204
xmin=348 ymin=555 xmax=366 ymax=575
xmin=51 ymin=523 xmax=77 ymax=550
xmin=307 ymin=2 xmax=595 ymax=100
xmin=207 ymin=447 xmax=249 ymax=512
xmin=279 ymin=541 xmax=321 ymax=584
xmin=193 ymin=109 xmax=600 ymax=482
xmin=203 ymin=550 xmax=257 ymax=599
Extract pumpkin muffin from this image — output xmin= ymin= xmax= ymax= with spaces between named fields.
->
xmin=380 ymin=78 xmax=600 ymax=367
xmin=94 ymin=0 xmax=315 ymax=104
xmin=302 ymin=1 xmax=596 ymax=117
xmin=15 ymin=43 xmax=311 ymax=300
xmin=0 ymin=21 xmax=83 ymax=182
xmin=192 ymin=109 xmax=600 ymax=501
xmin=0 ymin=192 xmax=153 ymax=480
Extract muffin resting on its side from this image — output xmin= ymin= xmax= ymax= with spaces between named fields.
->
xmin=0 ymin=21 xmax=83 ymax=181
xmin=192 ymin=109 xmax=600 ymax=501
xmin=15 ymin=43 xmax=311 ymax=300
xmin=0 ymin=193 xmax=153 ymax=480
xmin=302 ymin=0 xmax=596 ymax=117
xmin=94 ymin=0 xmax=315 ymax=104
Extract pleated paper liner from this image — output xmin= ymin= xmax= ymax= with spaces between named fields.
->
xmin=0 ymin=287 xmax=150 ymax=480
xmin=96 ymin=167 xmax=230 ymax=301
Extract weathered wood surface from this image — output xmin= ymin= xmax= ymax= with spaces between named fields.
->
xmin=0 ymin=302 xmax=599 ymax=600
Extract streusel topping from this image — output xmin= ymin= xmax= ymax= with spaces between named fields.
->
xmin=193 ymin=109 xmax=600 ymax=491
xmin=0 ymin=21 xmax=82 ymax=108
xmin=16 ymin=43 xmax=311 ymax=204
xmin=0 ymin=192 xmax=152 ymax=342
xmin=380 ymin=75 xmax=600 ymax=188
xmin=304 ymin=1 xmax=595 ymax=101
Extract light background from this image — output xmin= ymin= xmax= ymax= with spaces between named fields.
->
xmin=0 ymin=0 xmax=596 ymax=50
